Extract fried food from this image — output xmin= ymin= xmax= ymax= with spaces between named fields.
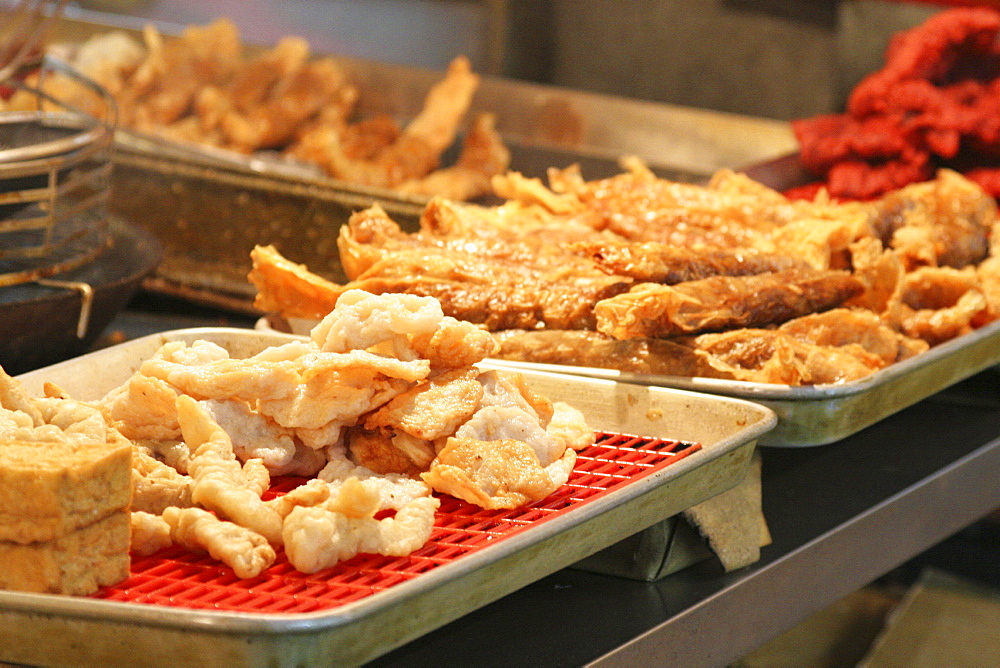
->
xmin=291 ymin=56 xmax=481 ymax=189
xmin=177 ymin=395 xmax=284 ymax=546
xmin=162 ymin=506 xmax=276 ymax=579
xmin=282 ymin=477 xmax=439 ymax=573
xmin=0 ymin=372 xmax=133 ymax=595
xmin=131 ymin=448 xmax=194 ymax=514
xmin=249 ymin=162 xmax=999 ymax=385
xmin=0 ymin=510 xmax=131 ymax=596
xmin=24 ymin=22 xmax=506 ymax=200
xmin=571 ymin=239 xmax=809 ymax=283
xmin=397 ymin=113 xmax=512 ymax=201
xmin=421 ymin=437 xmax=576 ymax=510
xmin=249 ymin=244 xmax=345 ymax=320
xmin=364 ymin=368 xmax=484 ymax=441
xmin=491 ymin=329 xmax=730 ymax=379
xmin=872 ymin=169 xmax=995 ymax=270
xmin=594 ymin=269 xmax=864 ymax=340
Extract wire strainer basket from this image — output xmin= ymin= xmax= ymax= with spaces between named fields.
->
xmin=0 ymin=0 xmax=116 ymax=288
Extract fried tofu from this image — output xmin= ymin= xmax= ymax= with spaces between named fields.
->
xmin=0 ymin=510 xmax=131 ymax=596
xmin=0 ymin=439 xmax=133 ymax=544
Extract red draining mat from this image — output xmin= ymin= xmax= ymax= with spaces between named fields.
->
xmin=93 ymin=432 xmax=701 ymax=614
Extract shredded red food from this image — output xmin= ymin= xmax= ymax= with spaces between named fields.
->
xmin=793 ymin=6 xmax=1000 ymax=199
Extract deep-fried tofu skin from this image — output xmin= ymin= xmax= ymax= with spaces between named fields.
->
xmin=594 ymin=269 xmax=864 ymax=340
xmin=490 ymin=329 xmax=732 ymax=379
xmin=691 ymin=329 xmax=886 ymax=385
xmin=777 ymin=308 xmax=928 ymax=365
xmin=570 ymin=239 xmax=808 ymax=283
xmin=871 ymin=169 xmax=996 ymax=270
xmin=249 ymin=244 xmax=345 ymax=320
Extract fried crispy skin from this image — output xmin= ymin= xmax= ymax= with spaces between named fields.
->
xmin=247 ymin=164 xmax=998 ymax=386
xmin=491 ymin=329 xmax=732 ymax=379
xmin=571 ymin=239 xmax=808 ymax=283
xmin=594 ymin=269 xmax=865 ymax=339
xmin=870 ymin=169 xmax=996 ymax=270
xmin=249 ymin=244 xmax=345 ymax=320
xmin=564 ymin=169 xmax=795 ymax=248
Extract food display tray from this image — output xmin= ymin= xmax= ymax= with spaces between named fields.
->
xmin=1 ymin=328 xmax=775 ymax=666
xmin=485 ymin=318 xmax=1000 ymax=447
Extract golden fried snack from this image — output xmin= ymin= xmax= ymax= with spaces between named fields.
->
xmin=162 ymin=506 xmax=276 ymax=579
xmin=282 ymin=478 xmax=439 ymax=573
xmin=364 ymin=368 xmax=484 ymax=441
xmin=690 ymin=329 xmax=886 ymax=385
xmin=872 ymin=169 xmax=996 ymax=270
xmin=130 ymin=510 xmax=173 ymax=557
xmin=176 ymin=395 xmax=283 ymax=546
xmin=421 ymin=437 xmax=575 ymax=510
xmin=131 ymin=448 xmax=194 ymax=515
xmin=285 ymin=56 xmax=480 ymax=189
xmin=776 ymin=308 xmax=928 ymax=366
xmin=594 ymin=269 xmax=864 ymax=340
xmin=397 ymin=113 xmax=512 ymax=201
xmin=571 ymin=239 xmax=808 ymax=283
xmin=250 ymin=244 xmax=345 ymax=320
xmin=978 ymin=256 xmax=1000 ymax=322
xmin=490 ymin=329 xmax=730 ymax=379
xmin=123 ymin=19 xmax=243 ymax=130
xmin=345 ymin=426 xmax=426 ymax=476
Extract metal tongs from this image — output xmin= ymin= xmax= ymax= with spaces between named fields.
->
xmin=0 ymin=0 xmax=70 ymax=85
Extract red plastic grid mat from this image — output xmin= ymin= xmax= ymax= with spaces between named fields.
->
xmin=93 ymin=432 xmax=701 ymax=614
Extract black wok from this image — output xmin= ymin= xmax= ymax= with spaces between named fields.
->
xmin=0 ymin=215 xmax=162 ymax=375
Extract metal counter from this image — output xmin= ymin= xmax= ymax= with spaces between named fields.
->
xmin=94 ymin=299 xmax=1000 ymax=667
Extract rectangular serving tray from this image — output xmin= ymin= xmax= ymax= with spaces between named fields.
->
xmin=0 ymin=328 xmax=775 ymax=666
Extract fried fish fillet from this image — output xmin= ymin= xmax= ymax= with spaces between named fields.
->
xmin=594 ymin=269 xmax=864 ymax=339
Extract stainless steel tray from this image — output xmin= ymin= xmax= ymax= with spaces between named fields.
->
xmin=1 ymin=327 xmax=775 ymax=666
xmin=485 ymin=318 xmax=1000 ymax=447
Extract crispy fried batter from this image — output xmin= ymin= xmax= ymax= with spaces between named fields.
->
xmin=594 ymin=269 xmax=864 ymax=340
xmin=162 ymin=506 xmax=276 ymax=579
xmin=177 ymin=395 xmax=283 ymax=546
xmin=282 ymin=478 xmax=439 ymax=573
xmin=572 ymin=239 xmax=808 ymax=282
xmin=422 ymin=437 xmax=575 ymax=510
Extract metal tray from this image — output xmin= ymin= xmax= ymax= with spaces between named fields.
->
xmin=485 ymin=318 xmax=1000 ymax=447
xmin=1 ymin=327 xmax=775 ymax=666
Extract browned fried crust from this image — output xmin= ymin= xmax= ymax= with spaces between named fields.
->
xmin=571 ymin=239 xmax=808 ymax=283
xmin=491 ymin=329 xmax=731 ymax=379
xmin=594 ymin=269 xmax=865 ymax=339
